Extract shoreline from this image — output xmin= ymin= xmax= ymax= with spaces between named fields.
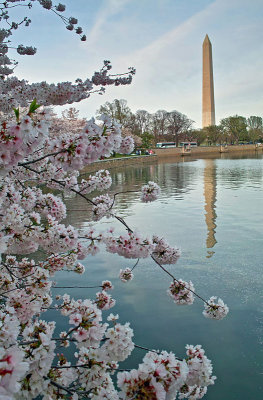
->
xmin=80 ymin=144 xmax=262 ymax=174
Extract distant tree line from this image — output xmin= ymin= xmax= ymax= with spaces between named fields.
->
xmin=96 ymin=99 xmax=194 ymax=148
xmin=194 ymin=115 xmax=263 ymax=146
xmin=53 ymin=102 xmax=263 ymax=149
xmin=96 ymin=99 xmax=263 ymax=148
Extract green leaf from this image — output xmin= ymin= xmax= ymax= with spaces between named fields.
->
xmin=13 ymin=107 xmax=20 ymax=123
xmin=102 ymin=125 xmax=107 ymax=135
xmin=28 ymin=99 xmax=41 ymax=114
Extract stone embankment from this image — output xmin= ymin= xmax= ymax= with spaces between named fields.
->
xmin=81 ymin=144 xmax=262 ymax=174
xmin=81 ymin=154 xmax=158 ymax=174
xmin=154 ymin=144 xmax=259 ymax=157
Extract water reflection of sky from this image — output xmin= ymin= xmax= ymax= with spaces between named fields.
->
xmin=59 ymin=153 xmax=263 ymax=400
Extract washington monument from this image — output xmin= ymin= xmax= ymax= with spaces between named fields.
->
xmin=202 ymin=35 xmax=215 ymax=127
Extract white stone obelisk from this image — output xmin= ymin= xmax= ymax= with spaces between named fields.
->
xmin=202 ymin=35 xmax=215 ymax=128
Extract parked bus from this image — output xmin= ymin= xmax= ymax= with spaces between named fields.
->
xmin=156 ymin=142 xmax=176 ymax=148
xmin=179 ymin=141 xmax=198 ymax=148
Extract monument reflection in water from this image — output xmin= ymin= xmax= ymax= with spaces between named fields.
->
xmin=204 ymin=159 xmax=217 ymax=257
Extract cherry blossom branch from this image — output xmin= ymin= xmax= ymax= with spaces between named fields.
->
xmin=18 ymin=149 xmax=67 ymax=166
xmin=20 ymin=162 xmax=210 ymax=306
xmin=0 ymin=3 xmax=31 ymax=9
xmin=151 ymin=254 xmax=209 ymax=305
xmin=53 ymin=285 xmax=102 ymax=289
xmin=111 ymin=189 xmax=138 ymax=209
xmin=67 ymin=210 xmax=89 ymax=212
xmin=48 ymin=379 xmax=75 ymax=396
xmin=134 ymin=344 xmax=183 ymax=361
xmin=113 ymin=214 xmax=133 ymax=232
xmin=20 ymin=164 xmax=96 ymax=207
xmin=131 ymin=258 xmax=140 ymax=271
xmin=134 ymin=344 xmax=160 ymax=354
xmin=0 ymin=283 xmax=31 ymax=296
xmin=50 ymin=363 xmax=115 ymax=370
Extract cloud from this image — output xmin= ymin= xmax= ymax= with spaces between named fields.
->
xmin=51 ymin=0 xmax=263 ymax=126
xmin=87 ymin=0 xmax=132 ymax=48
xmin=102 ymin=0 xmax=263 ymax=126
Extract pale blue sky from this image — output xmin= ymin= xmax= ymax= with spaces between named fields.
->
xmin=11 ymin=0 xmax=263 ymax=128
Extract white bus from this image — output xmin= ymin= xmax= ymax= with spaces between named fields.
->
xmin=156 ymin=142 xmax=176 ymax=148
xmin=179 ymin=141 xmax=198 ymax=148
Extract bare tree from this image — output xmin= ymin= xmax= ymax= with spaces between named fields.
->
xmin=135 ymin=110 xmax=151 ymax=135
xmin=166 ymin=110 xmax=193 ymax=146
xmin=97 ymin=99 xmax=132 ymax=127
xmin=151 ymin=110 xmax=169 ymax=142
xmin=62 ymin=107 xmax=80 ymax=120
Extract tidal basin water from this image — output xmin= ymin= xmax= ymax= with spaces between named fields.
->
xmin=54 ymin=153 xmax=263 ymax=399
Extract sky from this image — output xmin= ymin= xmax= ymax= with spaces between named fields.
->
xmin=10 ymin=0 xmax=263 ymax=128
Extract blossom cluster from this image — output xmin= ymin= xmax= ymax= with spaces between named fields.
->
xmin=20 ymin=320 xmax=57 ymax=398
xmin=0 ymin=65 xmax=135 ymax=114
xmin=203 ymin=297 xmax=229 ymax=320
xmin=0 ymin=115 xmax=49 ymax=169
xmin=96 ymin=290 xmax=116 ymax=310
xmin=78 ymin=169 xmax=112 ymax=194
xmin=60 ymin=294 xmax=109 ymax=347
xmin=167 ymin=279 xmax=195 ymax=305
xmin=92 ymin=194 xmax=113 ymax=221
xmin=185 ymin=344 xmax=215 ymax=387
xmin=0 ymin=195 xmax=78 ymax=254
xmin=101 ymin=322 xmax=135 ymax=362
xmin=153 ymin=235 xmax=181 ymax=264
xmin=0 ymin=110 xmax=135 ymax=176
xmin=102 ymin=230 xmax=181 ymax=263
xmin=103 ymin=230 xmax=154 ymax=259
xmin=117 ymin=345 xmax=215 ymax=399
xmin=0 ymin=345 xmax=29 ymax=399
xmin=119 ymin=267 xmax=134 ymax=282
xmin=141 ymin=181 xmax=161 ymax=202
xmin=46 ymin=116 xmax=134 ymax=172
xmin=0 ymin=306 xmax=57 ymax=399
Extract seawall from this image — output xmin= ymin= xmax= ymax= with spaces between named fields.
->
xmin=80 ymin=154 xmax=158 ymax=174
xmin=154 ymin=144 xmax=259 ymax=157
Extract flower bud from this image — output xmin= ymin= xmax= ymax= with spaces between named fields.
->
xmin=40 ymin=0 xmax=53 ymax=10
xmin=69 ymin=17 xmax=78 ymax=25
xmin=56 ymin=3 xmax=66 ymax=12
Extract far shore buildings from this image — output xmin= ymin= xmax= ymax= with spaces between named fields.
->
xmin=202 ymin=34 xmax=215 ymax=128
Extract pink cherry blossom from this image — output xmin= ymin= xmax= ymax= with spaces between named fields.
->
xmin=203 ymin=297 xmax=229 ymax=320
xmin=141 ymin=181 xmax=160 ymax=202
xmin=119 ymin=268 xmax=134 ymax=283
xmin=167 ymin=279 xmax=195 ymax=305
